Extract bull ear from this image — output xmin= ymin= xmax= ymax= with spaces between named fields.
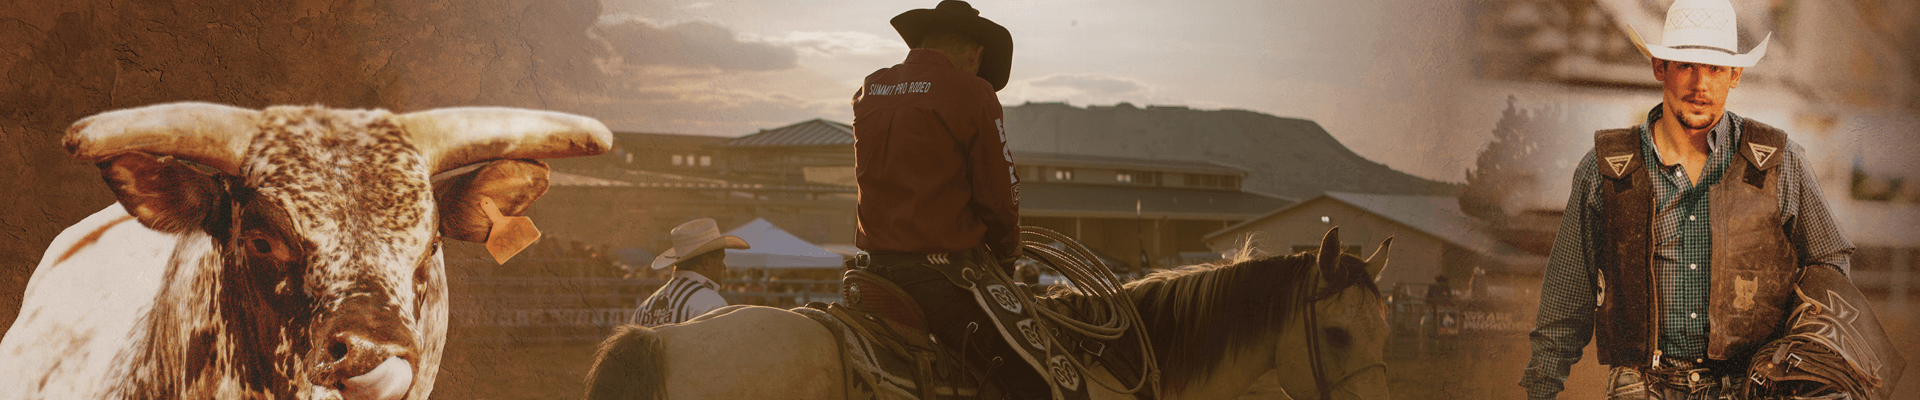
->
xmin=433 ymin=159 xmax=550 ymax=262
xmin=96 ymin=152 xmax=229 ymax=233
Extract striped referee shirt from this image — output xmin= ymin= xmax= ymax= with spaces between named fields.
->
xmin=632 ymin=271 xmax=729 ymax=327
xmin=1520 ymin=107 xmax=1854 ymax=399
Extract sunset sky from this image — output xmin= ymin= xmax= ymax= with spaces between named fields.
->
xmin=558 ymin=0 xmax=1918 ymax=189
xmin=574 ymin=0 xmax=1486 ymax=182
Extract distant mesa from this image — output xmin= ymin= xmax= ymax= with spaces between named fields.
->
xmin=1002 ymin=102 xmax=1459 ymax=200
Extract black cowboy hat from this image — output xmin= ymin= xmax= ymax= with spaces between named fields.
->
xmin=890 ymin=0 xmax=1013 ymax=91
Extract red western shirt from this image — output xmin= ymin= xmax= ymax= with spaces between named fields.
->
xmin=853 ymin=49 xmax=1020 ymax=260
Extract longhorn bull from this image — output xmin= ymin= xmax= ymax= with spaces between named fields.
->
xmin=0 ymin=102 xmax=611 ymax=400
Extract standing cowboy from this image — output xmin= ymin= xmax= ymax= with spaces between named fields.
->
xmin=851 ymin=1 xmax=1049 ymax=398
xmin=632 ymin=218 xmax=749 ymax=327
xmin=1520 ymin=0 xmax=1876 ymax=398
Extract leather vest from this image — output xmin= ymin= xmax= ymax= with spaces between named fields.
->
xmin=1592 ymin=118 xmax=1798 ymax=366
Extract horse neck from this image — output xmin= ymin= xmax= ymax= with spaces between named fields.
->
xmin=1085 ymin=335 xmax=1278 ymax=400
xmin=1115 ymin=260 xmax=1310 ymax=399
xmin=1156 ymin=332 xmax=1278 ymax=400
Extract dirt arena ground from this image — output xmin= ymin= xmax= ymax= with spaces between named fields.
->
xmin=427 ymin=293 xmax=1919 ymax=399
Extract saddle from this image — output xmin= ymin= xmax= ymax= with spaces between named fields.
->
xmin=798 ymin=268 xmax=1151 ymax=400
xmin=842 ymin=270 xmax=929 ymax=334
xmin=798 ymin=282 xmax=988 ymax=399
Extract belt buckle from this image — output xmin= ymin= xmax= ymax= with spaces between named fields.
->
xmin=1680 ymin=368 xmax=1720 ymax=393
xmin=854 ymin=251 xmax=873 ymax=270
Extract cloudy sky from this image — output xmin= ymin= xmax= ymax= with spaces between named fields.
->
xmin=573 ymin=0 xmax=1486 ymax=182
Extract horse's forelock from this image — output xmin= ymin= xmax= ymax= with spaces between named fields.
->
xmin=1331 ymin=252 xmax=1384 ymax=298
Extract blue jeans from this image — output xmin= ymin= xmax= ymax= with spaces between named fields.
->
xmin=1606 ymin=365 xmax=1740 ymax=400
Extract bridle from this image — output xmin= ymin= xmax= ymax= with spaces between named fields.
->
xmin=1300 ymin=262 xmax=1387 ymax=400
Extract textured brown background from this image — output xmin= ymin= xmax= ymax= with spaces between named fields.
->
xmin=5 ymin=2 xmax=1916 ymax=399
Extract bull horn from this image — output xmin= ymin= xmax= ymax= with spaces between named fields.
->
xmin=63 ymin=102 xmax=260 ymax=175
xmin=397 ymin=107 xmax=613 ymax=174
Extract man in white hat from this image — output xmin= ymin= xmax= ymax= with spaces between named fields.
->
xmin=631 ymin=218 xmax=750 ymax=327
xmin=1521 ymin=0 xmax=1862 ymax=398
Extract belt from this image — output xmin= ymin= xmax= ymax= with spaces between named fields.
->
xmin=854 ymin=248 xmax=985 ymax=272
xmin=1637 ymin=358 xmax=1742 ymax=394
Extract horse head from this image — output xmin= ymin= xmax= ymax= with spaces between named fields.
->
xmin=1271 ymin=227 xmax=1391 ymax=400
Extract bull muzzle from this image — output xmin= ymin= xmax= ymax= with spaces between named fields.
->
xmin=311 ymin=296 xmax=418 ymax=400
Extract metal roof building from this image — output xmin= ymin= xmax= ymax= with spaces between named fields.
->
xmin=726 ymin=119 xmax=853 ymax=147
xmin=1202 ymin=192 xmax=1539 ymax=288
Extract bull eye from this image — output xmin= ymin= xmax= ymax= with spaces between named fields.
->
xmin=242 ymin=235 xmax=276 ymax=257
xmin=241 ymin=234 xmax=300 ymax=265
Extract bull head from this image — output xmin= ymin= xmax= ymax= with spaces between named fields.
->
xmin=63 ymin=102 xmax=611 ymax=400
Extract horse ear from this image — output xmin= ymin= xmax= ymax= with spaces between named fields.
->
xmin=1364 ymin=237 xmax=1392 ymax=282
xmin=1317 ymin=227 xmax=1341 ymax=273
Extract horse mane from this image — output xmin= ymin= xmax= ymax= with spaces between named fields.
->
xmin=1080 ymin=248 xmax=1379 ymax=392
xmin=1119 ymin=253 xmax=1313 ymax=390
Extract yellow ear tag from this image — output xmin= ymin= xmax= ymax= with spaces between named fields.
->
xmin=480 ymin=197 xmax=540 ymax=264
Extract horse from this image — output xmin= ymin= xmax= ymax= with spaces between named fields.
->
xmin=583 ymin=227 xmax=1392 ymax=400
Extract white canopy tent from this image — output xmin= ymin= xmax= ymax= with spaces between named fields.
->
xmin=723 ymin=218 xmax=846 ymax=269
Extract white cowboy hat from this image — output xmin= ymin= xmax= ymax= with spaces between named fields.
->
xmin=1625 ymin=0 xmax=1770 ymax=68
xmin=650 ymin=218 xmax=750 ymax=270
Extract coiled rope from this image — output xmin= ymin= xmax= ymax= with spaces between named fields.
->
xmin=992 ymin=226 xmax=1161 ymax=397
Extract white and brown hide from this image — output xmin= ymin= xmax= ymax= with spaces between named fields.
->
xmin=0 ymin=102 xmax=611 ymax=400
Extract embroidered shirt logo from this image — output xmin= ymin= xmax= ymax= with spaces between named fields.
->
xmin=865 ymin=81 xmax=932 ymax=96
xmin=1605 ymin=154 xmax=1635 ymax=176
xmin=1749 ymin=143 xmax=1778 ymax=166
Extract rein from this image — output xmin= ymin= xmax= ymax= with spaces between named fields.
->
xmin=1302 ymin=262 xmax=1385 ymax=400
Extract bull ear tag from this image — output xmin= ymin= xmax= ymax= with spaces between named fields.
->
xmin=479 ymin=197 xmax=540 ymax=264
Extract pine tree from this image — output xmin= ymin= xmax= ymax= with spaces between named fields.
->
xmin=1460 ymin=96 xmax=1572 ymax=219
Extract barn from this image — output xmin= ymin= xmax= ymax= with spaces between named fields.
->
xmin=1201 ymin=192 xmax=1539 ymax=298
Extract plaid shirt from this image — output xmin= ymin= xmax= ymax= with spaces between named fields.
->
xmin=1520 ymin=107 xmax=1855 ymax=399
xmin=1644 ymin=107 xmax=1730 ymax=361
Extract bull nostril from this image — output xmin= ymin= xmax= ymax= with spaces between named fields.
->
xmin=329 ymin=340 xmax=351 ymax=362
xmin=312 ymin=295 xmax=420 ymax=395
